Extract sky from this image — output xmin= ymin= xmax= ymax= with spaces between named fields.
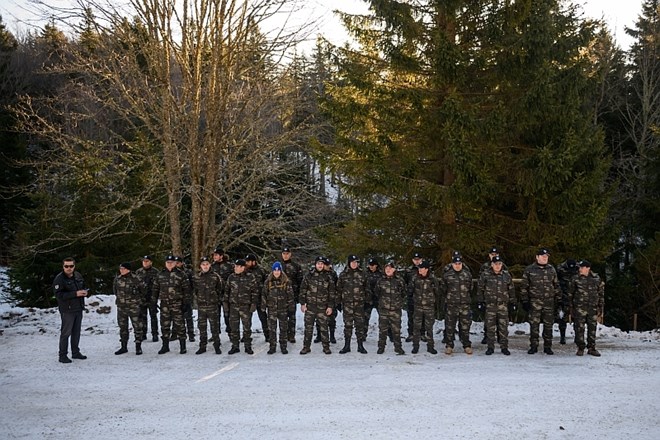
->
xmin=0 ymin=0 xmax=644 ymax=52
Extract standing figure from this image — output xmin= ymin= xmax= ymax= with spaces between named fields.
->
xmin=113 ymin=262 xmax=147 ymax=355
xmin=336 ymin=255 xmax=369 ymax=354
xmin=478 ymin=247 xmax=506 ymax=344
xmin=477 ymin=255 xmax=516 ymax=355
xmin=211 ymin=247 xmax=233 ymax=334
xmin=403 ymin=252 xmax=423 ymax=342
xmin=281 ymin=247 xmax=303 ymax=343
xmin=53 ymin=257 xmax=88 ymax=363
xmin=225 ymin=259 xmax=260 ymax=355
xmin=410 ymin=260 xmax=439 ymax=354
xmin=374 ymin=261 xmax=406 ymax=355
xmin=136 ymin=255 xmax=159 ymax=342
xmin=299 ymin=256 xmax=336 ymax=355
xmin=262 ymin=262 xmax=295 ymax=354
xmin=440 ymin=255 xmax=473 ymax=355
xmin=193 ymin=257 xmax=224 ymax=355
xmin=246 ymin=254 xmax=270 ymax=342
xmin=520 ymin=248 xmax=562 ymax=355
xmin=153 ymin=255 xmax=192 ymax=355
xmin=364 ymin=258 xmax=383 ymax=339
xmin=175 ymin=256 xmax=196 ymax=342
xmin=556 ymin=259 xmax=578 ymax=344
xmin=570 ymin=260 xmax=604 ymax=357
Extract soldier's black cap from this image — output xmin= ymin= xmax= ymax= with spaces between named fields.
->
xmin=142 ymin=255 xmax=153 ymax=261
xmin=368 ymin=258 xmax=379 ymax=266
xmin=489 ymin=247 xmax=499 ymax=254
xmin=412 ymin=252 xmax=422 ymax=259
xmin=567 ymin=259 xmax=577 ymax=269
xmin=200 ymin=256 xmax=210 ymax=263
xmin=282 ymin=247 xmax=291 ymax=253
xmin=491 ymin=255 xmax=503 ymax=263
xmin=245 ymin=254 xmax=257 ymax=262
xmin=452 ymin=250 xmax=462 ymax=258
xmin=578 ymin=260 xmax=591 ymax=268
xmin=347 ymin=255 xmax=359 ymax=264
xmin=452 ymin=256 xmax=463 ymax=264
xmin=322 ymin=257 xmax=331 ymax=265
xmin=418 ymin=260 xmax=431 ymax=269
xmin=120 ymin=262 xmax=131 ymax=270
xmin=315 ymin=256 xmax=325 ymax=263
xmin=234 ymin=259 xmax=247 ymax=266
xmin=385 ymin=260 xmax=396 ymax=269
xmin=536 ymin=248 xmax=550 ymax=256
xmin=165 ymin=255 xmax=176 ymax=261
xmin=174 ymin=256 xmax=183 ymax=262
xmin=213 ymin=247 xmax=224 ymax=255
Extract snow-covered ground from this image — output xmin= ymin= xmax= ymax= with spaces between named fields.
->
xmin=1 ymin=292 xmax=659 ymax=440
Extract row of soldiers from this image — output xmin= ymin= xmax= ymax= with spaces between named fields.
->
xmin=112 ymin=246 xmax=604 ymax=357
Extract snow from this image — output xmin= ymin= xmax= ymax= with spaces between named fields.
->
xmin=1 ymin=292 xmax=659 ymax=439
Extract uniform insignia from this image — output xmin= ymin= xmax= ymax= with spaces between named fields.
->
xmin=55 ymin=284 xmax=59 ymax=289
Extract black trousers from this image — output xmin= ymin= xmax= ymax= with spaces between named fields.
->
xmin=59 ymin=310 xmax=83 ymax=356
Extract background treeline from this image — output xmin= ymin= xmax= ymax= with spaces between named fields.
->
xmin=0 ymin=0 xmax=657 ymax=331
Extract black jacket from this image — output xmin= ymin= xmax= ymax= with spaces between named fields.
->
xmin=53 ymin=271 xmax=86 ymax=313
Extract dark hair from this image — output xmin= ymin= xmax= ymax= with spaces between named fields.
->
xmin=63 ymin=257 xmax=76 ymax=264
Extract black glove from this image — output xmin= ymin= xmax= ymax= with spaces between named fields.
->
xmin=508 ymin=303 xmax=517 ymax=314
xmin=477 ymin=302 xmax=485 ymax=311
xmin=335 ymin=303 xmax=343 ymax=312
xmin=522 ymin=301 xmax=530 ymax=312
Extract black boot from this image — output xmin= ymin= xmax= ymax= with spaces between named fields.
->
xmin=412 ymin=344 xmax=419 ymax=354
xmin=314 ymin=333 xmax=322 ymax=343
xmin=339 ymin=340 xmax=351 ymax=354
xmin=357 ymin=340 xmax=367 ymax=354
xmin=196 ymin=345 xmax=206 ymax=355
xmin=267 ymin=345 xmax=277 ymax=355
xmin=560 ymin=329 xmax=566 ymax=344
xmin=214 ymin=342 xmax=222 ymax=354
xmin=135 ymin=343 xmax=142 ymax=355
xmin=330 ymin=329 xmax=337 ymax=344
xmin=152 ymin=334 xmax=159 ymax=342
xmin=115 ymin=341 xmax=128 ymax=355
xmin=228 ymin=346 xmax=240 ymax=355
xmin=158 ymin=339 xmax=170 ymax=354
xmin=179 ymin=340 xmax=187 ymax=354
xmin=281 ymin=343 xmax=288 ymax=354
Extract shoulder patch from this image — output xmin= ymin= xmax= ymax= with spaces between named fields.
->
xmin=54 ymin=285 xmax=59 ymax=289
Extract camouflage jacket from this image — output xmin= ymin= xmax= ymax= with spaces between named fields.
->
xmin=556 ymin=261 xmax=579 ymax=306
xmin=135 ymin=266 xmax=159 ymax=303
xmin=153 ymin=268 xmax=192 ymax=305
xmin=520 ymin=263 xmax=561 ymax=305
xmin=365 ymin=268 xmax=383 ymax=307
xmin=444 ymin=263 xmax=473 ymax=278
xmin=477 ymin=269 xmax=516 ymax=304
xmin=262 ymin=272 xmax=295 ymax=312
xmin=409 ymin=273 xmax=440 ymax=310
xmin=211 ymin=260 xmax=234 ymax=282
xmin=113 ymin=272 xmax=146 ymax=309
xmin=300 ymin=269 xmax=337 ymax=311
xmin=193 ymin=270 xmax=224 ymax=308
xmin=478 ymin=261 xmax=508 ymax=278
xmin=440 ymin=268 xmax=473 ymax=306
xmin=225 ymin=271 xmax=259 ymax=306
xmin=337 ymin=267 xmax=369 ymax=307
xmin=569 ymin=272 xmax=604 ymax=312
xmin=375 ymin=275 xmax=406 ymax=311
xmin=281 ymin=259 xmax=303 ymax=297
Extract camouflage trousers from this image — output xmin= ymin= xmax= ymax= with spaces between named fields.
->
xmin=406 ymin=299 xmax=427 ymax=337
xmin=183 ymin=303 xmax=195 ymax=338
xmin=304 ymin=309 xmax=329 ymax=349
xmin=528 ymin=302 xmax=555 ymax=348
xmin=160 ymin=301 xmax=186 ymax=342
xmin=413 ymin=307 xmax=435 ymax=348
xmin=139 ymin=301 xmax=159 ymax=337
xmin=267 ymin=309 xmax=289 ymax=348
xmin=315 ymin=308 xmax=337 ymax=336
xmin=198 ymin=305 xmax=220 ymax=347
xmin=118 ymin=306 xmax=143 ymax=343
xmin=256 ymin=303 xmax=269 ymax=338
xmin=485 ymin=302 xmax=509 ymax=349
xmin=378 ymin=308 xmax=403 ymax=349
xmin=445 ymin=303 xmax=472 ymax=349
xmin=229 ymin=304 xmax=253 ymax=348
xmin=342 ymin=303 xmax=366 ymax=342
xmin=573 ymin=310 xmax=598 ymax=349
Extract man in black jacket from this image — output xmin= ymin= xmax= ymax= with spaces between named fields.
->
xmin=53 ymin=257 xmax=88 ymax=363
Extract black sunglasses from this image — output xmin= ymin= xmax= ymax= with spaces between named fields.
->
xmin=63 ymin=264 xmax=75 ymax=268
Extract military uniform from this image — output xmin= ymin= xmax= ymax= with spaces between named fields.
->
xmin=556 ymin=260 xmax=578 ymax=344
xmin=440 ymin=264 xmax=473 ymax=352
xmin=225 ymin=268 xmax=259 ymax=353
xmin=262 ymin=271 xmax=295 ymax=353
xmin=136 ymin=263 xmax=159 ymax=341
xmin=478 ymin=266 xmax=516 ymax=353
xmin=336 ymin=261 xmax=369 ymax=353
xmin=247 ymin=262 xmax=270 ymax=341
xmin=281 ymin=256 xmax=303 ymax=342
xmin=177 ymin=263 xmax=196 ymax=341
xmin=521 ymin=261 xmax=561 ymax=353
xmin=193 ymin=268 xmax=224 ymax=354
xmin=374 ymin=267 xmax=406 ymax=354
xmin=409 ymin=268 xmax=439 ymax=353
xmin=403 ymin=264 xmax=420 ymax=340
xmin=211 ymin=256 xmax=233 ymax=333
xmin=569 ymin=265 xmax=604 ymax=356
xmin=300 ymin=263 xmax=336 ymax=354
xmin=113 ymin=270 xmax=147 ymax=352
xmin=153 ymin=264 xmax=192 ymax=353
xmin=364 ymin=264 xmax=382 ymax=337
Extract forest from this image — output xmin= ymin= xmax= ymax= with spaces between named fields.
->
xmin=0 ymin=0 xmax=657 ymax=330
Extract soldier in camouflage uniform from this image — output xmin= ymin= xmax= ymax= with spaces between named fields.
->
xmin=299 ymin=256 xmax=336 ymax=355
xmin=556 ymin=259 xmax=578 ymax=344
xmin=175 ymin=256 xmax=196 ymax=342
xmin=314 ymin=258 xmax=339 ymax=344
xmin=364 ymin=258 xmax=382 ymax=339
xmin=211 ymin=247 xmax=233 ymax=334
xmin=375 ymin=261 xmax=406 ymax=355
xmin=440 ymin=255 xmax=473 ymax=355
xmin=136 ymin=255 xmax=159 ymax=342
xmin=337 ymin=255 xmax=369 ymax=354
xmin=262 ymin=262 xmax=295 ymax=354
xmin=403 ymin=252 xmax=423 ymax=342
xmin=225 ymin=259 xmax=260 ymax=354
xmin=281 ymin=247 xmax=303 ymax=344
xmin=478 ymin=247 xmax=505 ymax=344
xmin=113 ymin=262 xmax=147 ymax=355
xmin=193 ymin=257 xmax=224 ymax=355
xmin=246 ymin=254 xmax=270 ymax=343
xmin=440 ymin=251 xmax=471 ymax=345
xmin=153 ymin=255 xmax=192 ymax=354
xmin=520 ymin=248 xmax=562 ymax=355
xmin=409 ymin=260 xmax=439 ymax=354
xmin=477 ymin=255 xmax=516 ymax=355
xmin=569 ymin=260 xmax=604 ymax=357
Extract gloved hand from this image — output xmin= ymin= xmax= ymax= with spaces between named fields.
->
xmin=335 ymin=303 xmax=343 ymax=313
xmin=508 ymin=303 xmax=517 ymax=314
xmin=249 ymin=304 xmax=256 ymax=313
xmin=522 ymin=301 xmax=530 ymax=312
xmin=477 ymin=302 xmax=485 ymax=312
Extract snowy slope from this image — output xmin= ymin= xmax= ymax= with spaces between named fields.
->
xmin=1 ymin=294 xmax=659 ymax=440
